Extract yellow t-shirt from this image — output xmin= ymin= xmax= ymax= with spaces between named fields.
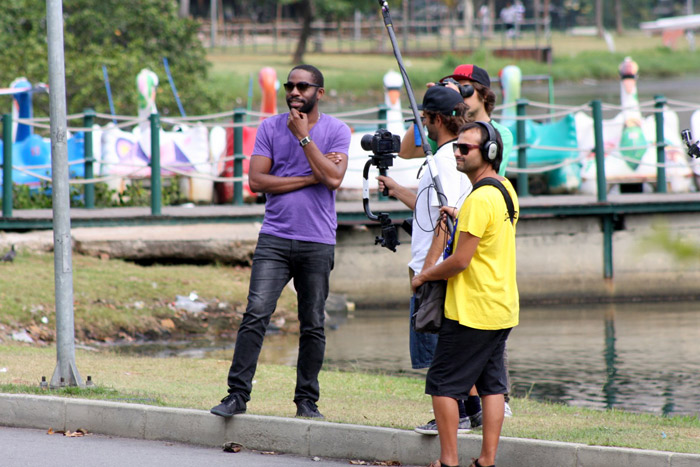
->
xmin=444 ymin=178 xmax=519 ymax=330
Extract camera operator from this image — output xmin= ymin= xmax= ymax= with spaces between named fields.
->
xmin=377 ymin=86 xmax=479 ymax=435
xmin=399 ymin=64 xmax=513 ymax=179
xmin=400 ymin=65 xmax=516 ymax=425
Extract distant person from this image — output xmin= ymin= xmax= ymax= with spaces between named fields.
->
xmin=210 ymin=64 xmax=351 ymax=420
xmin=500 ymin=2 xmax=516 ymax=38
xmin=514 ymin=0 xmax=526 ymax=36
xmin=377 ymin=86 xmax=480 ymax=435
xmin=412 ymin=121 xmax=519 ymax=467
xmin=478 ymin=4 xmax=490 ymax=39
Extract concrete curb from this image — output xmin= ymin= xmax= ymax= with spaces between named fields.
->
xmin=1 ymin=395 xmax=698 ymax=466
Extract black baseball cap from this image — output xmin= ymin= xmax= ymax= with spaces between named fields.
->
xmin=440 ymin=64 xmax=491 ymax=88
xmin=418 ymin=86 xmax=463 ymax=116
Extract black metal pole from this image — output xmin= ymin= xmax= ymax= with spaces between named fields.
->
xmin=377 ymin=0 xmax=452 ymax=230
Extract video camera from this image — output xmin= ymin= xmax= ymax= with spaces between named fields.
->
xmin=361 ymin=128 xmax=401 ymax=155
xmin=437 ymin=77 xmax=474 ymax=99
xmin=361 ymin=128 xmax=401 ymax=252
xmin=681 ymin=129 xmax=700 ymax=159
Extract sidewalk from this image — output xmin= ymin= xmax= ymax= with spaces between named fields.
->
xmin=1 ymin=394 xmax=698 ymax=467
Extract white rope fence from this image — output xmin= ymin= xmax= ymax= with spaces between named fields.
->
xmin=4 ymin=98 xmax=700 ymax=187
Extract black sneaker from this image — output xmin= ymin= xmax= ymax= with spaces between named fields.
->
xmin=414 ymin=419 xmax=438 ymax=435
xmin=295 ymin=399 xmax=324 ymax=419
xmin=469 ymin=410 xmax=483 ymax=429
xmin=210 ymin=394 xmax=246 ymax=418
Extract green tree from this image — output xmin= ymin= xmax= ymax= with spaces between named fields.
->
xmin=0 ymin=0 xmax=218 ymax=119
xmin=279 ymin=0 xmax=378 ymax=64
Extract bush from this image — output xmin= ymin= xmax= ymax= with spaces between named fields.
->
xmin=2 ymin=176 xmax=186 ymax=209
xmin=0 ymin=0 xmax=219 ymax=119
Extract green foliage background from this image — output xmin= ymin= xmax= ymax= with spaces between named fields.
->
xmin=0 ymin=0 xmax=218 ymax=118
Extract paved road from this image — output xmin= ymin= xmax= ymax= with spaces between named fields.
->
xmin=0 ymin=426 xmax=361 ymax=467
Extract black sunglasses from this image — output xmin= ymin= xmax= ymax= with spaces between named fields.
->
xmin=283 ymin=81 xmax=321 ymax=93
xmin=453 ymin=142 xmax=481 ymax=154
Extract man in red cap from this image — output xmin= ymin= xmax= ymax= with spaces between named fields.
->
xmin=399 ymin=64 xmax=513 ymax=177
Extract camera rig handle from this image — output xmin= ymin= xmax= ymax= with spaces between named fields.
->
xmin=377 ymin=0 xmax=453 ymax=233
xmin=681 ymin=129 xmax=700 ymax=159
xmin=362 ymin=159 xmax=400 ymax=252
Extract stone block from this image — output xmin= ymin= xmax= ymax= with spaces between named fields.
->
xmin=670 ymin=452 xmax=700 ymax=467
xmin=225 ymin=414 xmax=309 ymax=456
xmin=498 ymin=436 xmax=578 ymax=467
xmin=144 ymin=406 xmax=224 ymax=447
xmin=65 ymin=399 xmax=146 ymax=439
xmin=309 ymin=421 xmax=398 ymax=462
xmin=576 ymin=445 xmax=670 ymax=467
xmin=0 ymin=395 xmax=65 ymax=430
xmin=395 ymin=429 xmax=443 ymax=465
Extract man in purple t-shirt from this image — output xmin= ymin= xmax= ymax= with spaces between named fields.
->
xmin=211 ymin=65 xmax=351 ymax=420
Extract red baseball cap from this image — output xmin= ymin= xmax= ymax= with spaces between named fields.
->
xmin=441 ymin=64 xmax=491 ymax=88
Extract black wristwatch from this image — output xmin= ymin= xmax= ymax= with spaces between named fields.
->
xmin=299 ymin=136 xmax=312 ymax=147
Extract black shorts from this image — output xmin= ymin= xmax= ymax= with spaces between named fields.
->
xmin=425 ymin=318 xmax=511 ymax=399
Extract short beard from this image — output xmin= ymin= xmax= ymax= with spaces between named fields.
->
xmin=287 ymin=89 xmax=319 ymax=114
xmin=465 ymin=106 xmax=480 ymax=122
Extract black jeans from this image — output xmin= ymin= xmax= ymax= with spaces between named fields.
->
xmin=226 ymin=233 xmax=334 ymax=403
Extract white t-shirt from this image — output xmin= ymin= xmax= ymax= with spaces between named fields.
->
xmin=409 ymin=141 xmax=471 ymax=275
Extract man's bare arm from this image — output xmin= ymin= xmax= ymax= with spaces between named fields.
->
xmin=398 ymin=123 xmax=427 ymax=160
xmin=248 ymin=155 xmax=317 ymax=194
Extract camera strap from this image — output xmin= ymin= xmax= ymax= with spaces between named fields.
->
xmin=472 ymin=177 xmax=516 ymax=225
xmin=443 ymin=177 xmax=516 ymax=258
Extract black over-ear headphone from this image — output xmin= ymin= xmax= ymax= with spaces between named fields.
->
xmin=475 ymin=121 xmax=498 ymax=162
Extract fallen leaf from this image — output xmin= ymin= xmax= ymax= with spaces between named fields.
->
xmin=222 ymin=442 xmax=242 ymax=453
xmin=47 ymin=428 xmax=54 ymax=435
xmin=261 ymin=451 xmax=277 ymax=455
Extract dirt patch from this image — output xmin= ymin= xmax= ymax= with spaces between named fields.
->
xmin=2 ymin=301 xmax=300 ymax=347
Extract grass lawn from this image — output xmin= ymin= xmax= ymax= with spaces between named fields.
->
xmin=204 ymin=30 xmax=700 ymax=110
xmin=1 ymin=343 xmax=699 ymax=454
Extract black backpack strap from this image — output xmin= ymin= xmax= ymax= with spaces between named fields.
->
xmin=471 ymin=177 xmax=516 ymax=224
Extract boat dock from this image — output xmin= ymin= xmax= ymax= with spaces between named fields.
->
xmin=3 ymin=192 xmax=700 ymax=230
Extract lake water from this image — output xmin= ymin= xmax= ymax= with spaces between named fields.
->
xmin=117 ymin=75 xmax=700 ymax=417
xmin=152 ymin=300 xmax=700 ymax=417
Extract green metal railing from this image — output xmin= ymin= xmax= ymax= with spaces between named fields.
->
xmin=149 ymin=113 xmax=162 ymax=215
xmin=2 ymin=114 xmax=12 ymax=218
xmin=0 ymin=100 xmax=688 ymax=281
xmin=233 ymin=109 xmax=245 ymax=206
xmin=516 ymin=99 xmax=529 ymax=198
xmin=83 ymin=109 xmax=96 ymax=209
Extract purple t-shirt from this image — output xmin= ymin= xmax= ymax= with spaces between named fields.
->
xmin=252 ymin=113 xmax=351 ymax=245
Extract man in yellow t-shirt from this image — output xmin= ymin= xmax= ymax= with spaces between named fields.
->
xmin=412 ymin=121 xmax=519 ymax=467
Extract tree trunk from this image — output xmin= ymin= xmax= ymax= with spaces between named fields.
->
xmin=179 ymin=0 xmax=190 ymax=18
xmin=488 ymin=0 xmax=495 ymax=36
xmin=293 ymin=0 xmax=313 ymax=64
xmin=596 ymin=0 xmax=604 ymax=38
xmin=615 ymin=0 xmax=623 ymax=35
xmin=402 ymin=0 xmax=409 ymax=52
xmin=462 ymin=0 xmax=474 ymax=36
